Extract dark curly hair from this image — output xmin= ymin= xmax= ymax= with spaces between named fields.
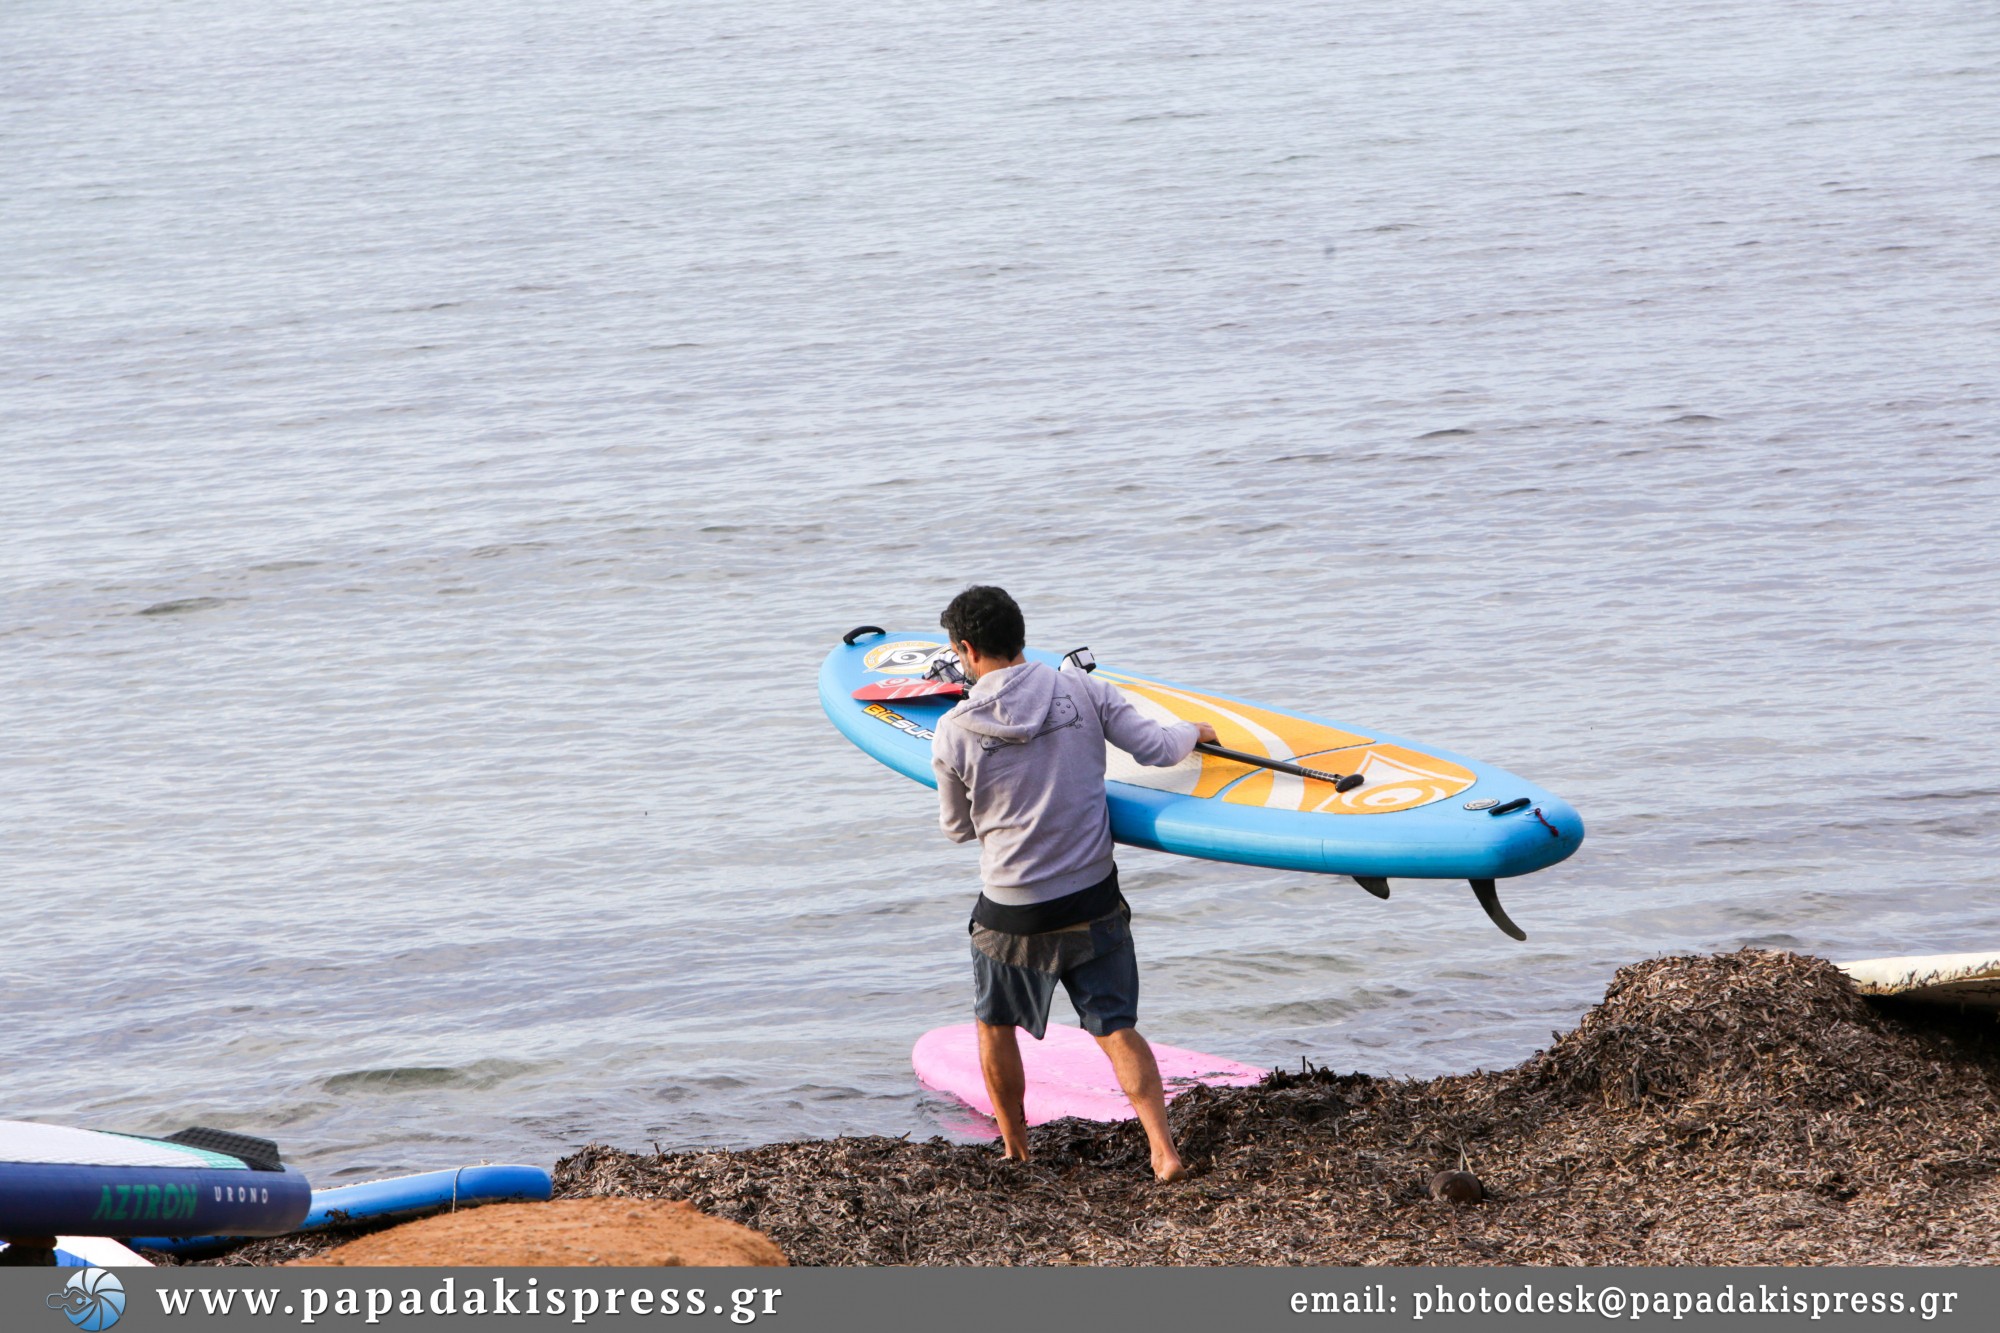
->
xmin=940 ymin=585 xmax=1025 ymax=660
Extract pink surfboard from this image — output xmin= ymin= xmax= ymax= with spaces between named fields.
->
xmin=912 ymin=1023 xmax=1265 ymax=1127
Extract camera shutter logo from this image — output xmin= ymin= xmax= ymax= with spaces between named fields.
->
xmin=862 ymin=640 xmax=947 ymax=675
xmin=47 ymin=1268 xmax=125 ymax=1331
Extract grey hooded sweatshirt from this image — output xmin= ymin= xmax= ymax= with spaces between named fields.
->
xmin=932 ymin=660 xmax=1199 ymax=907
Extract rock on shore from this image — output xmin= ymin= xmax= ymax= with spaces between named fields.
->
xmin=292 ymin=1198 xmax=786 ymax=1267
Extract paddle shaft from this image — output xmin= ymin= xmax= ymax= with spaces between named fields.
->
xmin=1194 ymin=741 xmax=1363 ymax=791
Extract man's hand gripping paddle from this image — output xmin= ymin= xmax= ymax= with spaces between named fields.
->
xmin=1055 ymin=646 xmax=1366 ymax=795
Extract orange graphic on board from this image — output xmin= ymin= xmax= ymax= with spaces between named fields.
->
xmin=1098 ymin=672 xmax=1372 ymax=799
xmin=1220 ymin=744 xmax=1474 ymax=816
xmin=1096 ymin=670 xmax=1471 ymax=815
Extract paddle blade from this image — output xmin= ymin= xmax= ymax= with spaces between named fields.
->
xmin=851 ymin=678 xmax=966 ymax=703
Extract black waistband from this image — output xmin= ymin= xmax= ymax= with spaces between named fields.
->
xmin=971 ymin=867 xmax=1122 ymax=935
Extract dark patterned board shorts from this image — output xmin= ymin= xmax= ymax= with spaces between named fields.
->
xmin=969 ymin=902 xmax=1138 ymax=1039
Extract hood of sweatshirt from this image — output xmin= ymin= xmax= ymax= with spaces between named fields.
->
xmin=949 ymin=661 xmax=1062 ymax=743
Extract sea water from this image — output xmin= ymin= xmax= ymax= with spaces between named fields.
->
xmin=3 ymin=0 xmax=1996 ymax=1181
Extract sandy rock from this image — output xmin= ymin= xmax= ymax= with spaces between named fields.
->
xmin=1428 ymin=1170 xmax=1484 ymax=1204
xmin=294 ymin=1198 xmax=786 ymax=1267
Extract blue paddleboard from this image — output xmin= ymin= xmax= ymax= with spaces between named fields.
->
xmin=821 ymin=628 xmax=1583 ymax=937
xmin=130 ymin=1164 xmax=554 ymax=1256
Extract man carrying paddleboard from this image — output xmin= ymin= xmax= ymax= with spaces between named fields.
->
xmin=931 ymin=585 xmax=1216 ymax=1182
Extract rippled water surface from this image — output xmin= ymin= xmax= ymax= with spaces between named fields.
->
xmin=5 ymin=0 xmax=1997 ymax=1181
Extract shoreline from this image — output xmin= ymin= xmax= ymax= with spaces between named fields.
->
xmin=198 ymin=951 xmax=2000 ymax=1266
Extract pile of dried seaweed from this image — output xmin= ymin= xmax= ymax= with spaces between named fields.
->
xmin=554 ymin=951 xmax=2000 ymax=1266
xmin=189 ymin=951 xmax=2000 ymax=1266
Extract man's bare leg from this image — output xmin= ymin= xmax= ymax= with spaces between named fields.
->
xmin=976 ymin=1021 xmax=1031 ymax=1161
xmin=1095 ymin=1027 xmax=1187 ymax=1181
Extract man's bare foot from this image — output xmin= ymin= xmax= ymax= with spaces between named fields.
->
xmin=1153 ymin=1152 xmax=1187 ymax=1182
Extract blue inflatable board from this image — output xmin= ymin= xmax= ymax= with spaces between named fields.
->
xmin=821 ymin=629 xmax=1583 ymax=937
xmin=131 ymin=1164 xmax=553 ymax=1256
xmin=0 ymin=1120 xmax=310 ymax=1240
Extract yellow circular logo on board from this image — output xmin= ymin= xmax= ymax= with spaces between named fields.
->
xmin=862 ymin=640 xmax=948 ymax=675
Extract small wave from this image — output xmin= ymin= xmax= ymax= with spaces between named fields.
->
xmin=1882 ymin=787 xmax=2000 ymax=803
xmin=322 ymin=1066 xmax=466 ymax=1092
xmin=322 ymin=1060 xmax=538 ymax=1094
xmin=136 ymin=597 xmax=228 ymax=616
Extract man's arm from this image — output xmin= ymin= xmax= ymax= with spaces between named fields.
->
xmin=1085 ymin=671 xmax=1213 ymax=766
xmin=932 ymin=748 xmax=978 ymax=843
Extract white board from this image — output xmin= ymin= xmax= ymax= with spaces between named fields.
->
xmin=1836 ymin=952 xmax=2000 ymax=1008
xmin=0 ymin=1120 xmax=240 ymax=1169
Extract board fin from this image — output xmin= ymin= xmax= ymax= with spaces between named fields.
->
xmin=1352 ymin=875 xmax=1391 ymax=899
xmin=1469 ymin=879 xmax=1527 ymax=941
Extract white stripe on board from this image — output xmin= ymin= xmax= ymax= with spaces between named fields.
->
xmin=0 ymin=1120 xmax=216 ymax=1169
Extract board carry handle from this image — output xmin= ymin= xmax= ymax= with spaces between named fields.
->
xmin=842 ymin=625 xmax=887 ymax=645
xmin=1194 ymin=741 xmax=1364 ymax=793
